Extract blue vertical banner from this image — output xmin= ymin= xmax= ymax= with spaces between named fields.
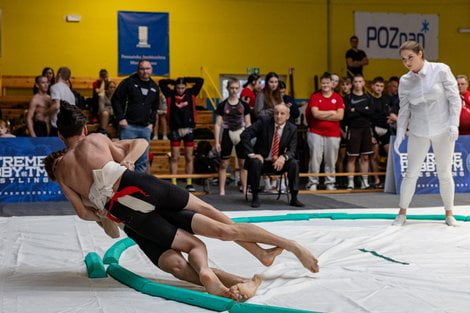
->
xmin=118 ymin=11 xmax=169 ymax=76
xmin=385 ymin=136 xmax=470 ymax=194
xmin=0 ymin=138 xmax=66 ymax=203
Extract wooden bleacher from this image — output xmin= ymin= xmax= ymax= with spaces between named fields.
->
xmin=1 ymin=75 xmax=125 ymax=97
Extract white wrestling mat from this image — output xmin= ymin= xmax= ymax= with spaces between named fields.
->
xmin=1 ymin=207 xmax=470 ymax=313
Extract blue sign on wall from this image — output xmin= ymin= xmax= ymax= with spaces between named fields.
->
xmin=387 ymin=136 xmax=470 ymax=194
xmin=0 ymin=137 xmax=66 ymax=203
xmin=118 ymin=11 xmax=169 ymax=76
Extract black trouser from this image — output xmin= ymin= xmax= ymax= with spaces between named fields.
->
xmin=245 ymin=158 xmax=300 ymax=194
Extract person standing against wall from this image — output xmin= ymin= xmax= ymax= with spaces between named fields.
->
xmin=345 ymin=36 xmax=368 ymax=78
xmin=159 ymin=76 xmax=204 ymax=192
xmin=392 ymin=41 xmax=461 ymax=226
xmin=112 ymin=59 xmax=159 ymax=173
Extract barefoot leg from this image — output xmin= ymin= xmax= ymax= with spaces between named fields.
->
xmin=184 ymin=193 xmax=283 ymax=266
xmin=229 ymin=274 xmax=263 ymax=301
xmin=191 ymin=214 xmax=319 ymax=273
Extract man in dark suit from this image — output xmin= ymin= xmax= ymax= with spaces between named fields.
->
xmin=241 ymin=102 xmax=304 ymax=208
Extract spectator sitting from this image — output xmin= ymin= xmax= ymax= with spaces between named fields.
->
xmin=26 ymin=76 xmax=51 ymax=137
xmin=457 ymin=74 xmax=470 ymax=135
xmin=241 ymin=102 xmax=304 ymax=208
xmin=0 ymin=120 xmax=16 ymax=138
xmin=97 ymin=80 xmax=117 ymax=135
xmin=305 ymin=72 xmax=344 ymax=191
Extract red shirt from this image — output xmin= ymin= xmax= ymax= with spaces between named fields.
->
xmin=459 ymin=90 xmax=470 ymax=135
xmin=307 ymin=92 xmax=344 ymax=137
xmin=240 ymin=87 xmax=256 ymax=108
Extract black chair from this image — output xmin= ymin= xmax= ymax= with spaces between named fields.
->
xmin=245 ymin=172 xmax=290 ymax=204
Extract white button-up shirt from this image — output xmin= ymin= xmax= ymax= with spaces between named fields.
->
xmin=397 ymin=61 xmax=460 ymax=137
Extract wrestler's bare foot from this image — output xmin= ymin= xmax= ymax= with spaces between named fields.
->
xmin=258 ymin=247 xmax=284 ymax=266
xmin=229 ymin=274 xmax=262 ymax=302
xmin=292 ymin=242 xmax=319 ymax=273
xmin=199 ymin=268 xmax=233 ymax=299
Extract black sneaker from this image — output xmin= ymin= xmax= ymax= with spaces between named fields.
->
xmin=186 ymin=184 xmax=196 ymax=192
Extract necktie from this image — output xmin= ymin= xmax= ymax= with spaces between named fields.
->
xmin=272 ymin=126 xmax=280 ymax=161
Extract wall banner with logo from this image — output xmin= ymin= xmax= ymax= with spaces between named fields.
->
xmin=118 ymin=11 xmax=169 ymax=76
xmin=354 ymin=12 xmax=439 ymax=60
xmin=0 ymin=137 xmax=66 ymax=203
xmin=385 ymin=136 xmax=470 ymax=194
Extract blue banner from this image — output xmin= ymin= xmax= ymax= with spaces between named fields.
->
xmin=118 ymin=11 xmax=169 ymax=76
xmin=0 ymin=137 xmax=66 ymax=203
xmin=389 ymin=135 xmax=470 ymax=194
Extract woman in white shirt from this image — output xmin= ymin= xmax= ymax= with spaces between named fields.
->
xmin=393 ymin=40 xmax=461 ymax=226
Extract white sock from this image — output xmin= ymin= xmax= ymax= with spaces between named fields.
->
xmin=392 ymin=214 xmax=406 ymax=226
xmin=348 ymin=176 xmax=354 ymax=187
xmin=445 ymin=216 xmax=459 ymax=227
xmin=362 ymin=175 xmax=369 ymax=187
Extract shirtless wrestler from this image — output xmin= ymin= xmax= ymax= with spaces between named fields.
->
xmin=27 ymin=76 xmax=51 ymax=137
xmin=44 ymin=102 xmax=319 ymax=299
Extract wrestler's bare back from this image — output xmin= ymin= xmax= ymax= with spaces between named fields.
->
xmin=55 ymin=134 xmax=131 ymax=198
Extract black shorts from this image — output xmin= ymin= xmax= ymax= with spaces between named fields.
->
xmin=347 ymin=127 xmax=373 ymax=156
xmin=169 ymin=129 xmax=194 ymax=147
xmin=123 ymin=209 xmax=195 ymax=268
xmin=220 ymin=129 xmax=245 ymax=160
xmin=33 ymin=121 xmax=48 ymax=137
xmin=108 ymin=170 xmax=192 ymax=259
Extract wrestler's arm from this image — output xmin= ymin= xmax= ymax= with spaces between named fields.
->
xmin=59 ymin=181 xmax=100 ymax=221
xmin=109 ymin=138 xmax=148 ymax=166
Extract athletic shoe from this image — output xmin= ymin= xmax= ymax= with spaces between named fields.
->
xmin=186 ymin=184 xmax=196 ymax=192
xmin=308 ymin=184 xmax=317 ymax=191
xmin=445 ymin=216 xmax=459 ymax=227
xmin=347 ymin=184 xmax=354 ymax=190
xmin=391 ymin=214 xmax=406 ymax=226
xmin=326 ymin=184 xmax=336 ymax=191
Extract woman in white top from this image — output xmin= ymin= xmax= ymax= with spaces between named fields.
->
xmin=393 ymin=41 xmax=461 ymax=226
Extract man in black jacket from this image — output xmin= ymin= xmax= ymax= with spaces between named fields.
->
xmin=112 ymin=59 xmax=159 ymax=173
xmin=241 ymin=103 xmax=304 ymax=208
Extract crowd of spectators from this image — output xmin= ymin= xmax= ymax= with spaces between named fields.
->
xmin=2 ymin=40 xmax=469 ymax=198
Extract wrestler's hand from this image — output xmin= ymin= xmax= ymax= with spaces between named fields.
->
xmin=448 ymin=125 xmax=459 ymax=142
xmin=120 ymin=160 xmax=135 ymax=171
